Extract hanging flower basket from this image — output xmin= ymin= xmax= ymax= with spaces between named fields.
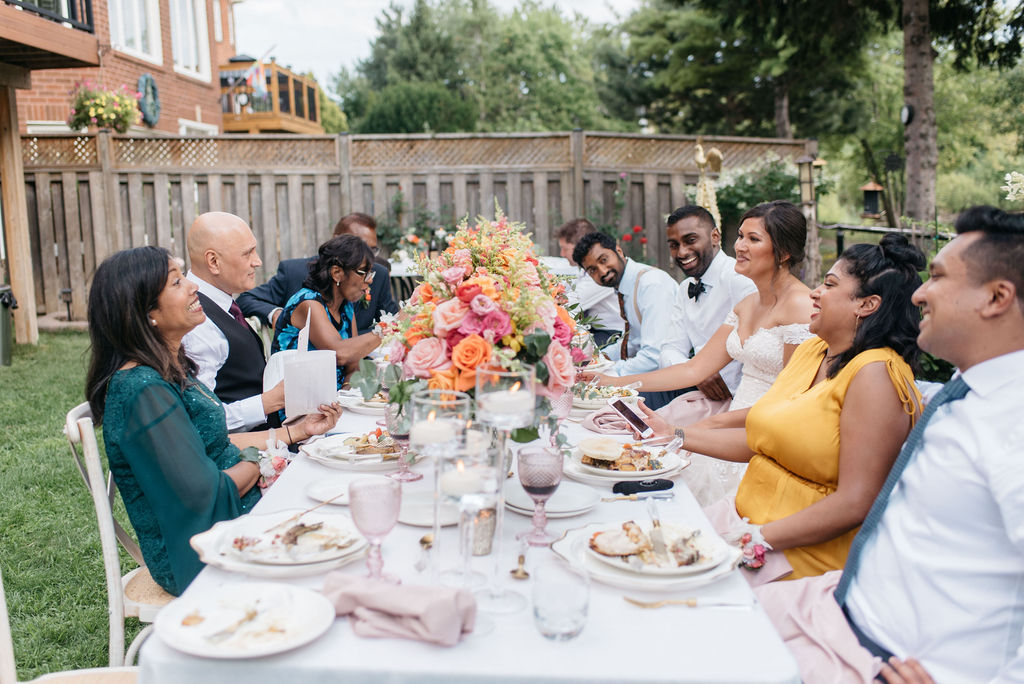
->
xmin=67 ymin=82 xmax=142 ymax=134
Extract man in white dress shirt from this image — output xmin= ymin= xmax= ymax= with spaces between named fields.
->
xmin=555 ymin=218 xmax=623 ymax=347
xmin=182 ymin=212 xmax=285 ymax=432
xmin=659 ymin=206 xmax=755 ymax=404
xmin=573 ymin=231 xmax=678 ymax=408
xmin=758 ymin=206 xmax=1024 ymax=683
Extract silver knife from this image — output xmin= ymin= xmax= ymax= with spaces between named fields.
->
xmin=646 ymin=497 xmax=669 ymax=560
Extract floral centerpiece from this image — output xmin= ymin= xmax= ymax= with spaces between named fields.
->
xmin=67 ymin=82 xmax=141 ymax=133
xmin=376 ymin=212 xmax=580 ymax=438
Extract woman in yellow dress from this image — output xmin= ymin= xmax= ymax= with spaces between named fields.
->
xmin=641 ymin=234 xmax=925 ymax=579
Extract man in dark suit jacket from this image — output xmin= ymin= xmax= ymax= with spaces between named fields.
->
xmin=238 ymin=213 xmax=399 ymax=334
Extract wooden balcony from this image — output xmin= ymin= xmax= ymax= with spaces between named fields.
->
xmin=219 ymin=61 xmax=323 ymax=135
xmin=0 ymin=0 xmax=99 ymax=70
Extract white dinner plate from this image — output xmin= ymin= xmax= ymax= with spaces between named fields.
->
xmin=301 ymin=434 xmax=417 ymax=472
xmin=575 ymin=358 xmax=613 ymax=374
xmin=398 ymin=492 xmax=459 ymax=527
xmin=571 ymin=389 xmax=638 ymax=411
xmin=337 ymin=396 xmax=387 ymax=416
xmin=155 ymin=582 xmax=335 ymax=659
xmin=191 ymin=511 xmax=367 ymax=579
xmin=304 ymin=477 xmax=360 ymax=506
xmin=567 ymin=447 xmax=686 ymax=480
xmin=503 ymin=480 xmax=600 ymax=517
xmin=551 ymin=524 xmax=741 ymax=592
xmin=586 ymin=522 xmax=729 ymax=576
xmin=220 ymin=509 xmax=361 ymax=565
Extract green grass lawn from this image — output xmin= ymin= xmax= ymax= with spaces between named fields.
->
xmin=0 ymin=331 xmax=141 ymax=679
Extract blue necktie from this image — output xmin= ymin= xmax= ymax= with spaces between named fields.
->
xmin=834 ymin=375 xmax=970 ymax=604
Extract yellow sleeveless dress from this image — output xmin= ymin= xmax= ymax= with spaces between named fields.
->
xmin=735 ymin=337 xmax=920 ymax=580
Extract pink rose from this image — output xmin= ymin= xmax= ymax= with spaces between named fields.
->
xmin=481 ymin=310 xmax=512 ymax=341
xmin=446 ymin=329 xmax=469 ymax=349
xmin=570 ymin=346 xmax=588 ymax=364
xmin=458 ymin=312 xmax=486 ymax=336
xmin=521 ymin=261 xmax=541 ymax=287
xmin=451 ymin=249 xmax=473 ymax=274
xmin=403 ymin=337 xmax=452 ymax=379
xmin=542 ymin=341 xmax=575 ymax=395
xmin=432 ymin=298 xmax=469 ymax=337
xmin=469 ymin=294 xmax=496 ymax=316
xmin=387 ymin=339 xmax=407 ymax=364
xmin=441 ymin=266 xmax=466 ymax=286
xmin=534 ymin=300 xmax=558 ymax=334
xmin=552 ymin=316 xmax=572 ymax=347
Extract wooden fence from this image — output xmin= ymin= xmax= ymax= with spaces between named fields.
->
xmin=16 ymin=130 xmax=814 ymax=319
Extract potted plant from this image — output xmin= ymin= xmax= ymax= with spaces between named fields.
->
xmin=67 ymin=82 xmax=142 ymax=134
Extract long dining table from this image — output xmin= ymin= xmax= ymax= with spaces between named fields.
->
xmin=138 ymin=406 xmax=800 ymax=684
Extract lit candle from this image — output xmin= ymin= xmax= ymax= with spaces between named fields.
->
xmin=441 ymin=460 xmax=484 ymax=497
xmin=410 ymin=414 xmax=456 ymax=447
xmin=480 ymin=389 xmax=533 ymax=415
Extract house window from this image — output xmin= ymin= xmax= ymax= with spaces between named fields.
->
xmin=108 ymin=0 xmax=162 ymax=64
xmin=212 ymin=0 xmax=222 ymax=42
xmin=170 ymin=0 xmax=211 ymax=80
xmin=178 ymin=118 xmax=219 ymax=136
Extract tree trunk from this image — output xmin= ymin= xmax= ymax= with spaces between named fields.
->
xmin=773 ymin=81 xmax=792 ymax=138
xmin=902 ymin=0 xmax=937 ymax=242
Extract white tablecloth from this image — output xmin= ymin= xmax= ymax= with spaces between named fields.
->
xmin=139 ymin=410 xmax=799 ymax=684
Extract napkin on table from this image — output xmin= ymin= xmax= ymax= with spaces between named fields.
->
xmin=323 ymin=573 xmax=476 ymax=646
xmin=581 ymin=407 xmax=632 ymax=435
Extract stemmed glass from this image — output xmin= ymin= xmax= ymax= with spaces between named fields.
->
xmin=515 ymin=446 xmax=563 ymax=546
xmin=474 ymin=365 xmax=536 ymax=614
xmin=410 ymin=389 xmax=472 ymax=580
xmin=348 ymin=477 xmax=402 ymax=583
xmin=384 ymin=401 xmax=421 ymax=482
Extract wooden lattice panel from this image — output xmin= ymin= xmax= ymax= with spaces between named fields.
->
xmin=22 ymin=135 xmax=97 ymax=166
xmin=113 ymin=137 xmax=336 ymax=168
xmin=351 ymin=136 xmax=570 ymax=170
xmin=585 ymin=134 xmax=807 ymax=171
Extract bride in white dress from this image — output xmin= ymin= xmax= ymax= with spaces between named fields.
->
xmin=583 ymin=200 xmax=813 ymax=504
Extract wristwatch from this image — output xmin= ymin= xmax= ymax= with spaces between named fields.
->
xmin=673 ymin=428 xmax=685 ymax=444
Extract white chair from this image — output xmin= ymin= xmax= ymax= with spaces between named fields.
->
xmin=0 ymin=565 xmax=137 ymax=684
xmin=63 ymin=404 xmax=173 ymax=667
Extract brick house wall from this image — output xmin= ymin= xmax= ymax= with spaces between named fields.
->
xmin=17 ymin=0 xmax=235 ymax=134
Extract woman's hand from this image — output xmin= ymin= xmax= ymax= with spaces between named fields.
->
xmin=878 ymin=658 xmax=934 ymax=684
xmin=297 ymin=402 xmax=343 ymax=439
xmin=635 ymin=400 xmax=674 ymax=439
xmin=576 ymin=371 xmax=614 ymax=386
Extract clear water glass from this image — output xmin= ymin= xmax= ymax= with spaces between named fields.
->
xmin=532 ymin=559 xmax=589 ymax=641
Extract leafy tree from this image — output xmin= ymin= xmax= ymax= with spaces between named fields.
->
xmin=356 ymin=82 xmax=477 ymax=134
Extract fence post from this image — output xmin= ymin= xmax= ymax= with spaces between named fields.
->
xmin=571 ymin=128 xmax=584 ymax=219
xmin=337 ymin=133 xmax=351 ymax=216
xmin=95 ymin=129 xmax=122 ymax=254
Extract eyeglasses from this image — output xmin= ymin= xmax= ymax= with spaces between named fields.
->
xmin=369 ymin=245 xmax=381 ymax=257
xmin=354 ymin=267 xmax=376 ymax=284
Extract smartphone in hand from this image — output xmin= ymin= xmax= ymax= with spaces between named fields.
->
xmin=608 ymin=398 xmax=654 ymax=439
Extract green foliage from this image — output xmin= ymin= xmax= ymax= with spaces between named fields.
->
xmin=715 ymin=158 xmax=801 ymax=234
xmin=357 ymin=81 xmax=477 ymax=134
xmin=317 ymin=87 xmax=348 ymax=133
xmin=1 ymin=332 xmax=143 ymax=679
xmin=587 ymin=173 xmax=629 ymax=238
xmin=348 ymin=359 xmax=426 ymax=410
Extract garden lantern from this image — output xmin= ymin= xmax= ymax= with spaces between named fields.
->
xmin=860 ymin=181 xmax=884 ymax=218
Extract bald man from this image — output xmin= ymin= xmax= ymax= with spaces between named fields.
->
xmin=182 ymin=212 xmax=284 ymax=432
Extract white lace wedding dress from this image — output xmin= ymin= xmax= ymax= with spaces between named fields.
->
xmin=680 ymin=310 xmax=813 ymax=506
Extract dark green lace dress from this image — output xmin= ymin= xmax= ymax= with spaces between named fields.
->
xmin=101 ymin=366 xmax=261 ymax=595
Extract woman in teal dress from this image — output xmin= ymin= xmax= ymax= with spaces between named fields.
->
xmin=272 ymin=234 xmax=383 ymax=389
xmin=86 ymin=246 xmax=342 ymax=595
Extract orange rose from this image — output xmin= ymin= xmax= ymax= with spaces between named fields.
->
xmin=556 ymin=305 xmax=577 ymax=333
xmin=428 ymin=367 xmax=457 ymax=391
xmin=451 ymin=334 xmax=492 ymax=372
xmin=412 ymin=282 xmax=436 ymax=305
xmin=454 ymin=369 xmax=476 ymax=392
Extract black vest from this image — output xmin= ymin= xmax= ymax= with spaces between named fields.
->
xmin=196 ymin=291 xmax=267 ymax=407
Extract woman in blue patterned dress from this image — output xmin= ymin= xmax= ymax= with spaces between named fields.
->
xmin=85 ymin=246 xmax=342 ymax=595
xmin=272 ymin=234 xmax=383 ymax=389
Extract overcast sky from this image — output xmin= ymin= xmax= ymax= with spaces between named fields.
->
xmin=234 ymin=0 xmax=640 ymax=90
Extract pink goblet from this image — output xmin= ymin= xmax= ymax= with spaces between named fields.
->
xmin=515 ymin=447 xmax=563 ymax=546
xmin=348 ymin=477 xmax=402 ymax=583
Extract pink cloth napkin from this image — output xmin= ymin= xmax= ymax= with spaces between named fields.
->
xmin=323 ymin=573 xmax=476 ymax=646
xmin=703 ymin=497 xmax=794 ymax=586
xmin=654 ymin=389 xmax=730 ymax=426
xmin=755 ymin=570 xmax=881 ymax=682
xmin=581 ymin=407 xmax=631 ymax=434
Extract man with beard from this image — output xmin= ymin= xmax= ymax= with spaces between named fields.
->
xmin=659 ymin=206 xmax=755 ymax=407
xmin=556 ymin=218 xmax=624 ymax=347
xmin=573 ymin=231 xmax=678 ymax=408
xmin=756 ymin=206 xmax=1024 ymax=683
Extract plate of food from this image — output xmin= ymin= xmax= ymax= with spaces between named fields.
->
xmin=191 ymin=510 xmax=367 ymax=578
xmin=571 ymin=383 xmax=638 ymax=410
xmin=337 ymin=391 xmax=389 ymax=415
xmin=301 ymin=431 xmax=411 ymax=471
xmin=154 ymin=582 xmax=335 ymax=659
xmin=551 ymin=524 xmax=741 ymax=591
xmin=586 ymin=520 xmax=729 ymax=576
xmin=569 ymin=437 xmax=683 ymax=478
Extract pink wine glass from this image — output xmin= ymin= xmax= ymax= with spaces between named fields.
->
xmin=515 ymin=446 xmax=563 ymax=546
xmin=348 ymin=477 xmax=402 ymax=583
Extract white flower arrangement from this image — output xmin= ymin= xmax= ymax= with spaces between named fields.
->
xmin=1003 ymin=172 xmax=1024 ymax=202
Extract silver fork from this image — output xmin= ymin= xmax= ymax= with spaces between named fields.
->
xmin=206 ymin=607 xmax=260 ymax=643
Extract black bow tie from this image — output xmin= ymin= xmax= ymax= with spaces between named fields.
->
xmin=687 ymin=280 xmax=706 ymax=301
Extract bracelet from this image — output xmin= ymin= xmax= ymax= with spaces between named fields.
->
xmin=285 ymin=424 xmax=294 ymax=443
xmin=673 ymin=427 xmax=685 ymax=444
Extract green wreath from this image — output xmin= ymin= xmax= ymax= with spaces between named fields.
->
xmin=137 ymin=73 xmax=160 ymax=127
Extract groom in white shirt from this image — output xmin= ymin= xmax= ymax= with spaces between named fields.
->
xmin=757 ymin=205 xmax=1024 ymax=683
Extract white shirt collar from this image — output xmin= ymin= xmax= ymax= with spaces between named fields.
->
xmin=186 ymin=271 xmax=234 ymax=313
xmin=682 ymin=248 xmax=727 ymax=292
xmin=959 ymin=348 xmax=1024 ymax=398
xmin=615 ymin=257 xmax=643 ymax=295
